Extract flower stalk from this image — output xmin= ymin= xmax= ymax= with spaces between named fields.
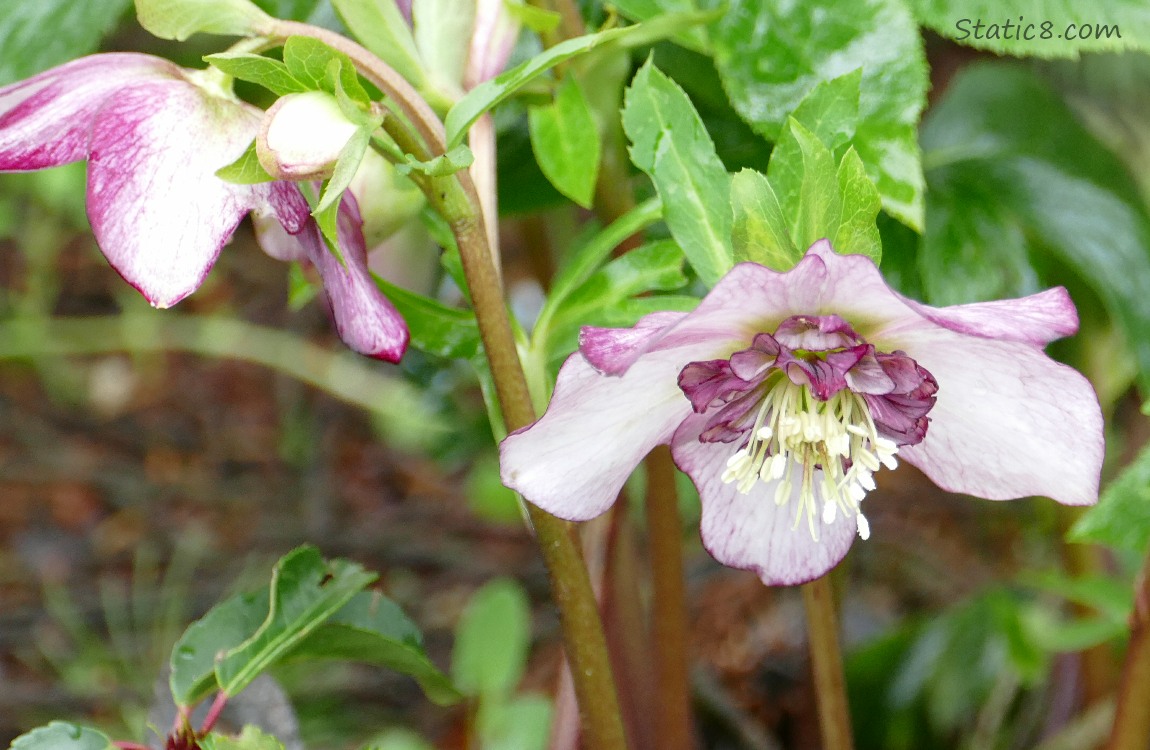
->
xmin=802 ymin=576 xmax=854 ymax=750
xmin=272 ymin=21 xmax=627 ymax=748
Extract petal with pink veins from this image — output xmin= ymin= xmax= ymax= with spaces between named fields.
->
xmin=896 ymin=325 xmax=1103 ymax=506
xmin=0 ymin=54 xmax=180 ymax=171
xmin=672 ymin=413 xmax=858 ymax=585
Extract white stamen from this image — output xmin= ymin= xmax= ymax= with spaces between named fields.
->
xmin=856 ymin=512 xmax=871 ymax=540
xmin=822 ymin=500 xmax=837 ymax=524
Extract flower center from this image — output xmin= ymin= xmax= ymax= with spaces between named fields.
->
xmin=678 ymin=314 xmax=938 ymax=543
xmin=718 ymin=374 xmax=897 ymax=541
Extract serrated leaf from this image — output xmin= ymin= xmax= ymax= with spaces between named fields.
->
xmin=790 ymin=69 xmax=861 ymax=154
xmin=283 ymin=590 xmax=460 ymax=704
xmin=205 ymin=53 xmax=307 ymax=96
xmin=8 ymin=722 xmax=113 ymax=750
xmin=622 ymin=60 xmax=733 ymax=286
xmin=730 ymin=169 xmax=799 ymax=270
xmin=528 ymin=75 xmax=601 ymax=208
xmin=373 ymin=278 xmax=480 ymax=359
xmin=908 ymin=0 xmax=1150 ymax=58
xmin=0 ymin=1 xmax=130 ymax=85
xmin=214 ymin=546 xmax=377 ymax=695
xmin=922 ymin=63 xmax=1150 ymax=393
xmin=199 ymin=726 xmax=285 ymax=750
xmin=769 ymin=118 xmax=840 ymax=251
xmin=330 ymin=0 xmax=427 ymax=88
xmin=453 ymin=579 xmax=532 ymax=696
xmin=135 ymin=0 xmax=272 ymax=40
xmin=1070 ymin=442 xmax=1150 ymax=553
xmin=216 ymin=141 xmax=276 ymax=184
xmin=710 ymin=0 xmax=927 ymax=229
xmin=833 ymin=147 xmax=882 ymax=263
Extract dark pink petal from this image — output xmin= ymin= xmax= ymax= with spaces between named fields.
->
xmin=501 ymin=349 xmax=700 ymax=520
xmin=896 ymin=326 xmax=1102 ymax=505
xmin=87 ymin=80 xmax=274 ymax=308
xmin=297 ymin=196 xmax=409 ymax=362
xmin=0 ymin=54 xmax=180 ymax=170
xmin=841 ymin=346 xmax=896 ymax=394
xmin=773 ymin=314 xmax=863 ymax=350
xmin=678 ymin=359 xmax=749 ymax=412
xmin=672 ymin=413 xmax=857 ymax=586
xmin=728 ymin=333 xmax=782 ymax=381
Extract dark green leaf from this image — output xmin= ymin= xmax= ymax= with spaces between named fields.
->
xmin=710 ymin=0 xmax=927 ymax=229
xmin=908 ymin=0 xmax=1150 ymax=58
xmin=205 ymin=53 xmax=307 ymax=96
xmin=622 ymin=59 xmax=733 ymax=286
xmin=528 ymin=75 xmax=601 ymax=208
xmin=215 ymin=546 xmax=377 ymax=695
xmin=374 ymin=278 xmax=480 ymax=359
xmin=284 ymin=590 xmax=461 ymax=704
xmin=1070 ymin=442 xmax=1150 ymax=553
xmin=453 ymin=579 xmax=532 ymax=696
xmin=8 ymin=722 xmax=113 ymax=750
xmin=0 ymin=1 xmax=130 ymax=85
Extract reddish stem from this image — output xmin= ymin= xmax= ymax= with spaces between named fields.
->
xmin=199 ymin=692 xmax=229 ymax=735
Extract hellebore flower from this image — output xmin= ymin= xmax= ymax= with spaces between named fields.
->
xmin=501 ymin=241 xmax=1104 ymax=585
xmin=0 ymin=53 xmax=409 ymax=362
xmin=0 ymin=53 xmax=308 ymax=308
xmin=256 ymin=91 xmax=359 ymax=181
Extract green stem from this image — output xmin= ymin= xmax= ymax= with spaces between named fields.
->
xmin=1107 ymin=549 xmax=1150 ymax=750
xmin=801 ymin=576 xmax=854 ymax=750
xmin=644 ymin=446 xmax=696 ymax=750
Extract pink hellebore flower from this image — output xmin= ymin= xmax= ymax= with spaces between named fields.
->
xmin=0 ymin=53 xmax=408 ymax=362
xmin=501 ymin=241 xmax=1104 ymax=586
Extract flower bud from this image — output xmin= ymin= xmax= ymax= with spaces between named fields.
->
xmin=257 ymin=91 xmax=359 ymax=181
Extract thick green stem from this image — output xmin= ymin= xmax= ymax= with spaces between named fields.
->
xmin=1107 ymin=550 xmax=1150 ymax=750
xmin=644 ymin=446 xmax=696 ymax=750
xmin=801 ymin=576 xmax=854 ymax=750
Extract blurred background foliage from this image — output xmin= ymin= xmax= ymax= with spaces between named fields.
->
xmin=1 ymin=0 xmax=1149 ymax=749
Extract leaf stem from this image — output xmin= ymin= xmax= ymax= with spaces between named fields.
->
xmin=801 ymin=576 xmax=854 ymax=750
xmin=199 ymin=691 xmax=228 ymax=734
xmin=1107 ymin=549 xmax=1150 ymax=750
xmin=644 ymin=446 xmax=697 ymax=750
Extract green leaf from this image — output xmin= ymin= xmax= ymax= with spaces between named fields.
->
xmin=330 ymin=0 xmax=427 ymax=88
xmin=135 ymin=0 xmax=272 ymax=40
xmin=1070 ymin=442 xmax=1150 ymax=553
xmin=908 ymin=0 xmax=1150 ymax=58
xmin=768 ymin=118 xmax=840 ymax=251
xmin=205 ymin=53 xmax=307 ymax=96
xmin=215 ymin=546 xmax=377 ymax=695
xmin=790 ymin=69 xmax=861 ymax=154
xmin=1021 ymin=571 xmax=1133 ymax=621
xmin=282 ymin=35 xmax=366 ymax=100
xmin=446 ymin=26 xmax=629 ymax=148
xmin=170 ymin=588 xmax=271 ymax=705
xmin=528 ymin=75 xmax=602 ymax=208
xmin=0 ymin=1 xmax=130 ymax=85
xmin=216 ymin=141 xmax=276 ymax=185
xmin=283 ymin=590 xmax=461 ymax=704
xmin=609 ymin=0 xmax=710 ymax=52
xmin=622 ymin=59 xmax=733 ymax=286
xmin=199 ymin=726 xmax=285 ymax=750
xmin=710 ymin=0 xmax=927 ymax=229
xmin=477 ymin=695 xmax=554 ymax=750
xmin=251 ymin=0 xmax=323 ymax=20
xmin=1021 ymin=607 xmax=1127 ymax=653
xmin=374 ymin=278 xmax=480 ymax=359
xmin=453 ymin=579 xmax=532 ymax=697
xmin=8 ymin=722 xmax=113 ymax=750
xmin=730 ymin=169 xmax=800 ymax=270
xmin=833 ymin=147 xmax=882 ymax=262
xmin=922 ymin=63 xmax=1150 ymax=392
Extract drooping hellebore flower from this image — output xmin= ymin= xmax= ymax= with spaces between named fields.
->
xmin=0 ymin=53 xmax=408 ymax=362
xmin=501 ymin=241 xmax=1104 ymax=585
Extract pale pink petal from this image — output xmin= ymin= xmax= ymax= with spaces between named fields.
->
xmin=501 ymin=350 xmax=697 ymax=520
xmin=87 ymin=80 xmax=270 ymax=308
xmin=672 ymin=413 xmax=858 ymax=585
xmin=580 ymin=311 xmax=688 ymax=374
xmin=896 ymin=325 xmax=1102 ymax=506
xmin=298 ymin=196 xmax=409 ymax=362
xmin=894 ymin=287 xmax=1079 ymax=346
xmin=251 ymin=212 xmax=308 ymax=262
xmin=0 ymin=54 xmax=179 ymax=170
xmin=464 ymin=0 xmax=520 ymax=88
